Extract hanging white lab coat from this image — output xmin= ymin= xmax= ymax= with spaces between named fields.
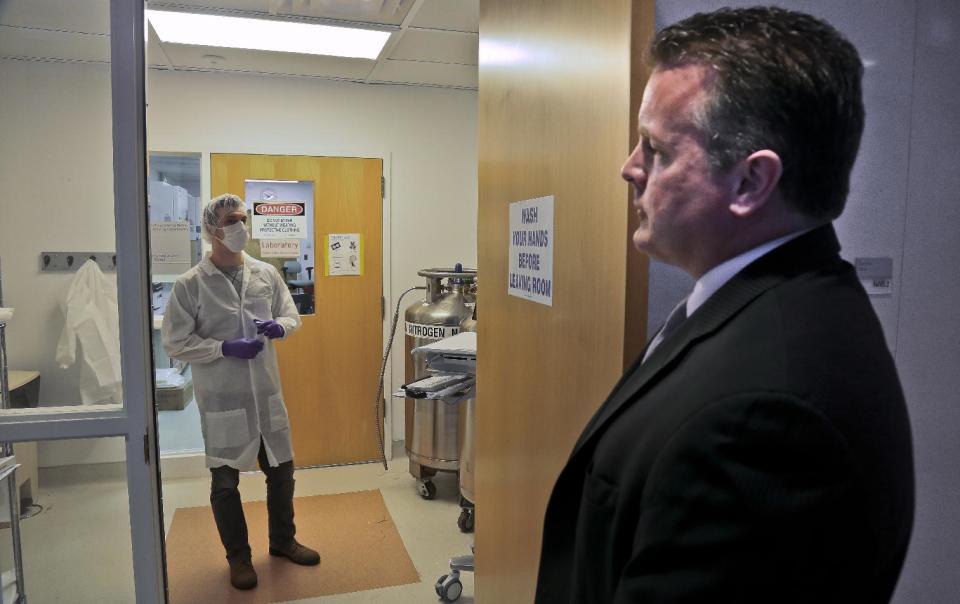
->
xmin=56 ymin=260 xmax=123 ymax=405
xmin=161 ymin=253 xmax=302 ymax=470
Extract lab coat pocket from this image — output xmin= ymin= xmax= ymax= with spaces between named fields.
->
xmin=268 ymin=394 xmax=290 ymax=432
xmin=205 ymin=409 xmax=250 ymax=449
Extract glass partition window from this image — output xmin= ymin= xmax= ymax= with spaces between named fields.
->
xmin=0 ymin=0 xmax=166 ymax=599
xmin=148 ymin=153 xmax=204 ymax=456
xmin=148 ymin=152 xmax=203 ymax=273
xmin=0 ymin=0 xmax=121 ymax=412
xmin=3 ymin=438 xmax=136 ymax=603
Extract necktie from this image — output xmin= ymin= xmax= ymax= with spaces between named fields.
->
xmin=642 ymin=297 xmax=688 ymax=363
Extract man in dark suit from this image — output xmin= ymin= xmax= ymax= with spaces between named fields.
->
xmin=536 ymin=7 xmax=914 ymax=603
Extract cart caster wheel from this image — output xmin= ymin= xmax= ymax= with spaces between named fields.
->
xmin=435 ymin=572 xmax=463 ymax=602
xmin=457 ymin=508 xmax=474 ymax=533
xmin=418 ymin=480 xmax=437 ymax=500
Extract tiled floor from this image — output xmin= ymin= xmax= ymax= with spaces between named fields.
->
xmin=13 ymin=451 xmax=475 ymax=603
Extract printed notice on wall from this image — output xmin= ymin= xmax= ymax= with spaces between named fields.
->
xmin=855 ymin=257 xmax=893 ymax=297
xmin=150 ymin=221 xmax=191 ymax=270
xmin=325 ymin=233 xmax=363 ymax=276
xmin=508 ymin=195 xmax=554 ymax=306
xmin=252 ymin=201 xmax=307 ymax=239
xmin=260 ymin=239 xmax=300 ymax=258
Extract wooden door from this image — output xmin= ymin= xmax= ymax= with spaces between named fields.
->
xmin=212 ymin=154 xmax=383 ymax=467
xmin=476 ymin=1 xmax=655 ymax=601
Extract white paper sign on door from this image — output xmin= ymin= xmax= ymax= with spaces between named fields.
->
xmin=326 ymin=233 xmax=363 ymax=276
xmin=508 ymin=195 xmax=554 ymax=306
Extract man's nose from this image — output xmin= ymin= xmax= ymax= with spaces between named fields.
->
xmin=621 ymin=149 xmax=646 ymax=186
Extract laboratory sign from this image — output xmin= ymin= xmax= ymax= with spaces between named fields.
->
xmin=508 ymin=195 xmax=554 ymax=306
xmin=253 ymin=201 xmax=307 ymax=239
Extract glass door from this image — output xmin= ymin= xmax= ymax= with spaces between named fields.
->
xmin=0 ymin=1 xmax=165 ymax=602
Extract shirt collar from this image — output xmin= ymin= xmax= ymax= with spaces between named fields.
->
xmin=199 ymin=252 xmax=253 ymax=277
xmin=686 ymin=227 xmax=815 ymax=317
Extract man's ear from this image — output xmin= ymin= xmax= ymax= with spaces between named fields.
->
xmin=729 ymin=150 xmax=783 ymax=217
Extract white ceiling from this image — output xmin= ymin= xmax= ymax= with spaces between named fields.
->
xmin=0 ymin=0 xmax=479 ymax=89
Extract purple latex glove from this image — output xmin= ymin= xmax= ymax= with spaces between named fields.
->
xmin=222 ymin=338 xmax=264 ymax=359
xmin=254 ymin=319 xmax=285 ymax=339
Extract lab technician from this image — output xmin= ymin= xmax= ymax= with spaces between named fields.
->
xmin=162 ymin=193 xmax=320 ymax=591
xmin=536 ymin=7 xmax=914 ymax=603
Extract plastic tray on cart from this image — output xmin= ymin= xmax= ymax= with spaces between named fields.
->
xmin=412 ymin=332 xmax=476 ymax=370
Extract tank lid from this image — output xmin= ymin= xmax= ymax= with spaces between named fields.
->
xmin=418 ymin=267 xmax=477 ymax=280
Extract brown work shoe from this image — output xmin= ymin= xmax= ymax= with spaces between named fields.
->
xmin=269 ymin=540 xmax=321 ymax=566
xmin=228 ymin=559 xmax=258 ymax=590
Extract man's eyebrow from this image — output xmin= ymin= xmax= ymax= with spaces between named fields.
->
xmin=638 ymin=126 xmax=667 ymax=148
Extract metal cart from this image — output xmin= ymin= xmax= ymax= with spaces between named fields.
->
xmin=1 ymin=258 xmax=26 ymax=603
xmin=398 ymin=332 xmax=477 ymax=602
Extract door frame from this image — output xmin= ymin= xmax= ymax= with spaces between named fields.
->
xmin=185 ymin=148 xmax=395 ymax=462
xmin=0 ymin=1 xmax=166 ymax=601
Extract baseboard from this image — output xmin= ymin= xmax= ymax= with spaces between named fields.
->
xmin=40 ymin=461 xmax=127 ymax=485
xmin=159 ymin=451 xmax=207 ymax=479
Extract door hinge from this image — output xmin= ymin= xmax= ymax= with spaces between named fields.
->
xmin=381 ymin=176 xmax=385 ymax=198
xmin=381 ymin=296 xmax=386 ymax=321
xmin=143 ymin=433 xmax=150 ymax=464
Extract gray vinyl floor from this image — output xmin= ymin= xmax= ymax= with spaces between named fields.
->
xmin=10 ymin=449 xmax=475 ymax=603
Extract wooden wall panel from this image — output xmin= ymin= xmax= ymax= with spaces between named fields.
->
xmin=476 ymin=1 xmax=655 ymax=602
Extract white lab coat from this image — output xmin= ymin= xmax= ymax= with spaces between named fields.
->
xmin=56 ymin=260 xmax=123 ymax=405
xmin=161 ymin=253 xmax=302 ymax=470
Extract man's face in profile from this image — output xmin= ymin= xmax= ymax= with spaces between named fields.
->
xmin=621 ymin=64 xmax=739 ymax=275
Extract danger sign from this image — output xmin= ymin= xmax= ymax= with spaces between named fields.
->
xmin=253 ymin=201 xmax=307 ymax=239
xmin=255 ymin=202 xmax=304 ymax=216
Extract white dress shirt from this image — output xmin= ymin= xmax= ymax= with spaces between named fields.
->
xmin=686 ymin=228 xmax=814 ymax=318
xmin=642 ymin=228 xmax=814 ymax=364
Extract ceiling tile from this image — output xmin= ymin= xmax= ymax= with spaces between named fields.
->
xmin=147 ymin=27 xmax=174 ymax=68
xmin=389 ymin=29 xmax=477 ymax=65
xmin=0 ymin=0 xmax=110 ymax=34
xmin=160 ymin=42 xmax=375 ymax=80
xmin=0 ymin=26 xmax=110 ymax=63
xmin=368 ymin=58 xmax=477 ymax=89
xmin=409 ymin=0 xmax=478 ymax=33
xmin=148 ymin=0 xmax=414 ymax=27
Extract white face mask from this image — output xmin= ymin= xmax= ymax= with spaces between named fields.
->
xmin=217 ymin=221 xmax=249 ymax=253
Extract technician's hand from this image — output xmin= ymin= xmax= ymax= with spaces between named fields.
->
xmin=254 ymin=319 xmax=285 ymax=339
xmin=222 ymin=338 xmax=264 ymax=359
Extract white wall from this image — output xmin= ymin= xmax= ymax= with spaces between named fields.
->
xmin=652 ymin=2 xmax=960 ymax=602
xmin=0 ymin=59 xmax=478 ymax=465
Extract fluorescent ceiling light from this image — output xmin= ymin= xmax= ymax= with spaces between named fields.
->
xmin=146 ymin=9 xmax=390 ymax=60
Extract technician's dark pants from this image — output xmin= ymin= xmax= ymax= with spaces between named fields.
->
xmin=210 ymin=439 xmax=296 ymax=562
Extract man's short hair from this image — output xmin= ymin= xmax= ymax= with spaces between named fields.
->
xmin=650 ymin=7 xmax=864 ymax=220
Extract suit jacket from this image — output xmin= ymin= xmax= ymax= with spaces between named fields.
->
xmin=535 ymin=226 xmax=914 ymax=603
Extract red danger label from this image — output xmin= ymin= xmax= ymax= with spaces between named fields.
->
xmin=255 ymin=203 xmax=304 ymax=216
